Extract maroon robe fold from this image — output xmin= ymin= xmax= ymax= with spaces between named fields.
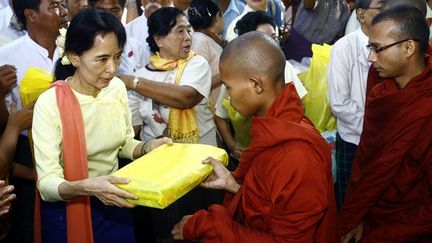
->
xmin=183 ymin=83 xmax=337 ymax=243
xmin=339 ymin=55 xmax=432 ymax=242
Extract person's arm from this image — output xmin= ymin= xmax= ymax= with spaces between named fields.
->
xmin=214 ymin=116 xmax=245 ymax=159
xmin=174 ymin=143 xmax=331 ymax=242
xmin=121 ymin=56 xmax=211 ymax=109
xmin=214 ymin=85 xmax=245 ymax=159
xmin=0 ymin=65 xmax=18 ymax=130
xmin=327 ymin=40 xmax=364 ymax=135
xmin=303 ymin=0 xmax=316 ymax=10
xmin=11 ymin=162 xmax=35 ymax=181
xmin=0 ymin=102 xmax=33 ymax=178
xmin=121 ymin=75 xmax=204 ymax=109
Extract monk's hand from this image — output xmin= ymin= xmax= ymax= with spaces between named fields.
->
xmin=84 ymin=175 xmax=138 ymax=208
xmin=144 ymin=137 xmax=173 ymax=153
xmin=201 ymin=157 xmax=240 ymax=193
xmin=0 ymin=180 xmax=15 ymax=215
xmin=172 ymin=215 xmax=192 ymax=240
xmin=341 ymin=222 xmax=364 ymax=243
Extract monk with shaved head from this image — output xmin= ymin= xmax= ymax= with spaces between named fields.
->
xmin=340 ymin=6 xmax=432 ymax=243
xmin=171 ymin=32 xmax=337 ymax=242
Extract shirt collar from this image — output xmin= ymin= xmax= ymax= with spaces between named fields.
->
xmin=356 ymin=28 xmax=371 ymax=67
xmin=24 ymin=34 xmax=59 ymax=62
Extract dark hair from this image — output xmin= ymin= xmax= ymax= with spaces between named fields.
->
xmin=12 ymin=0 xmax=41 ymax=29
xmin=187 ymin=0 xmax=220 ymax=30
xmin=235 ymin=11 xmax=275 ymax=36
xmin=372 ymin=5 xmax=430 ymax=53
xmin=147 ymin=7 xmax=185 ymax=54
xmin=355 ymin=0 xmax=373 ymax=9
xmin=383 ymin=0 xmax=427 ymax=17
xmin=54 ymin=8 xmax=127 ymax=80
xmin=88 ymin=0 xmax=127 ymax=8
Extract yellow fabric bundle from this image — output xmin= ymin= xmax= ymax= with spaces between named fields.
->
xmin=299 ymin=44 xmax=336 ymax=132
xmin=19 ymin=67 xmax=53 ymax=106
xmin=113 ymin=143 xmax=228 ymax=208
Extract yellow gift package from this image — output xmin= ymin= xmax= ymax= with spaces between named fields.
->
xmin=113 ymin=143 xmax=228 ymax=209
xmin=19 ymin=67 xmax=53 ymax=106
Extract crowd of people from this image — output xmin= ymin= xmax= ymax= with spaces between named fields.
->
xmin=0 ymin=0 xmax=431 ymax=242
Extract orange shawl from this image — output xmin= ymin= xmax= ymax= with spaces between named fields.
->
xmin=34 ymin=81 xmax=93 ymax=243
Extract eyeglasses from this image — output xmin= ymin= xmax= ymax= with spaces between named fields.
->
xmin=366 ymin=39 xmax=420 ymax=54
xmin=365 ymin=7 xmax=382 ymax=11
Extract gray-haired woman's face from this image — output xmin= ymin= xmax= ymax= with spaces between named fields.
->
xmin=154 ymin=15 xmax=193 ymax=60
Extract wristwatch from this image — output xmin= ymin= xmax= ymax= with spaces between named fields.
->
xmin=132 ymin=76 xmax=139 ymax=89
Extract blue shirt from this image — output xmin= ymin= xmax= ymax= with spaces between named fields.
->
xmin=239 ymin=0 xmax=284 ymax=27
xmin=223 ymin=0 xmax=245 ymax=38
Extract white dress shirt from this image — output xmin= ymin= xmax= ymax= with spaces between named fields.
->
xmin=125 ymin=14 xmax=151 ymax=64
xmin=118 ymin=36 xmax=147 ymax=75
xmin=0 ymin=34 xmax=59 ymax=110
xmin=0 ymin=4 xmax=12 ymax=32
xmin=129 ymin=55 xmax=217 ymax=146
xmin=328 ymin=28 xmax=370 ymax=145
xmin=225 ymin=5 xmax=254 ymax=42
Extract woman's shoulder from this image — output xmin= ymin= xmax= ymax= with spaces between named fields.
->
xmin=102 ymin=76 xmax=128 ymax=97
xmin=36 ymin=85 xmax=57 ymax=105
xmin=188 ymin=54 xmax=210 ymax=68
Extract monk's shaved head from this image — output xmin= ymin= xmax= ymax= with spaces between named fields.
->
xmin=220 ymin=31 xmax=285 ymax=85
xmin=383 ymin=0 xmax=427 ymax=16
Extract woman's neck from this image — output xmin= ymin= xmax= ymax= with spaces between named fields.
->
xmin=67 ymin=74 xmax=100 ymax=97
xmin=196 ymin=28 xmax=227 ymax=48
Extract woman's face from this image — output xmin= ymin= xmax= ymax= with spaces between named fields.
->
xmin=246 ymin=0 xmax=268 ymax=11
xmin=155 ymin=15 xmax=192 ymax=60
xmin=70 ymin=32 xmax=122 ymax=94
xmin=213 ymin=11 xmax=224 ymax=34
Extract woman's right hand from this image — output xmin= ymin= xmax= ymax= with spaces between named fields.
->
xmin=83 ymin=175 xmax=138 ymax=208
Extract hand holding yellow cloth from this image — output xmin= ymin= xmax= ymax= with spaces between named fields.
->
xmin=113 ymin=143 xmax=228 ymax=208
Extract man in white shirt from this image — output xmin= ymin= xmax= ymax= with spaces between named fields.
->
xmin=327 ymin=0 xmax=384 ymax=210
xmin=0 ymin=1 xmax=68 ymax=242
xmin=0 ymin=0 xmax=68 ymax=110
xmin=125 ymin=0 xmax=171 ymax=67
xmin=89 ymin=0 xmax=148 ymax=74
xmin=225 ymin=0 xmax=268 ymax=42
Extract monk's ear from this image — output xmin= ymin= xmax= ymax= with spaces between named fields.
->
xmin=403 ymin=39 xmax=417 ymax=58
xmin=250 ymin=77 xmax=263 ymax=95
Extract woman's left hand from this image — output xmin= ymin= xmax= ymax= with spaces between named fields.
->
xmin=144 ymin=137 xmax=173 ymax=153
xmin=172 ymin=215 xmax=192 ymax=240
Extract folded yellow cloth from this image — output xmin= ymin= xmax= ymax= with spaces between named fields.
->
xmin=113 ymin=143 xmax=228 ymax=208
xmin=19 ymin=67 xmax=53 ymax=106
